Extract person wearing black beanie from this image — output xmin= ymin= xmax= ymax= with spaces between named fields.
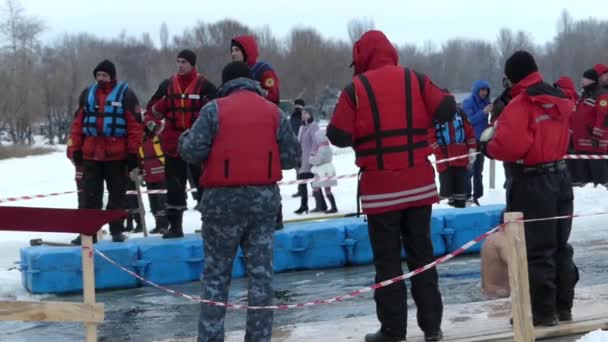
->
xmin=483 ymin=49 xmax=578 ymax=327
xmin=221 ymin=61 xmax=253 ymax=84
xmin=178 ymin=59 xmax=300 ymax=342
xmin=145 ymin=50 xmax=218 ymax=239
xmin=504 ymin=50 xmax=539 ymax=85
xmin=569 ymin=66 xmax=608 ymax=190
xmin=177 ymin=49 xmax=196 ymax=66
xmin=93 ymin=59 xmax=116 ymax=80
xmin=68 ymin=59 xmax=144 ymax=244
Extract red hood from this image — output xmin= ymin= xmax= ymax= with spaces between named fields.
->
xmin=352 ymin=30 xmax=398 ymax=75
xmin=232 ymin=35 xmax=259 ymax=67
xmin=514 ymin=72 xmax=575 ymax=120
xmin=594 ymin=63 xmax=608 ymax=76
xmin=554 ymin=76 xmax=579 ymax=102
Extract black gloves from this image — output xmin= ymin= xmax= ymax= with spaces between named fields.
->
xmin=127 ymin=153 xmax=139 ymax=171
xmin=72 ymin=150 xmax=83 ymax=166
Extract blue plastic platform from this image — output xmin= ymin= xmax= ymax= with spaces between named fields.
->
xmin=20 ymin=205 xmax=506 ymax=294
xmin=441 ymin=204 xmax=505 ymax=253
xmin=21 ymin=242 xmax=138 ymax=294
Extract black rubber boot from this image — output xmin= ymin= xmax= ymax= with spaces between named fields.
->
xmin=132 ymin=214 xmax=143 ymax=233
xmin=325 ymin=193 xmax=338 ymax=213
xmin=125 ymin=215 xmax=135 ymax=232
xmin=163 ymin=211 xmax=184 ymax=239
xmin=70 ymin=235 xmax=98 ymax=245
xmin=365 ymin=330 xmax=405 ymax=342
xmin=150 ymin=215 xmax=169 ymax=234
xmin=111 ymin=233 xmax=127 ymax=243
xmin=310 ymin=190 xmax=327 ymax=213
xmin=294 ymin=185 xmax=308 ymax=214
xmin=424 ymin=330 xmax=443 ymax=341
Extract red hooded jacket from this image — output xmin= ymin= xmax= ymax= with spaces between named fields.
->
xmin=487 ymin=72 xmax=575 ymax=165
xmin=69 ymin=81 xmax=143 ymax=162
xmin=232 ymin=35 xmax=280 ymax=104
xmin=554 ymin=76 xmax=579 ymax=102
xmin=327 ymin=30 xmax=456 ymax=215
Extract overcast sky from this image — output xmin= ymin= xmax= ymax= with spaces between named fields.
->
xmin=18 ymin=0 xmax=605 ymax=47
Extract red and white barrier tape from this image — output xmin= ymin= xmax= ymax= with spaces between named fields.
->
xmin=4 ymin=152 xmax=608 ymax=201
xmin=95 ymin=223 xmax=500 ymax=310
xmin=0 ymin=190 xmax=78 ymax=204
xmin=564 ymin=154 xmax=608 ymax=160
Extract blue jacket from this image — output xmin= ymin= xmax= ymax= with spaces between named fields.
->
xmin=462 ymin=80 xmax=491 ymax=140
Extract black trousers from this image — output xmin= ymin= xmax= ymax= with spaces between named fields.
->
xmin=147 ymin=181 xmax=167 ymax=217
xmin=126 ymin=180 xmax=167 ymax=217
xmin=367 ymin=205 xmax=443 ymax=338
xmin=165 ymin=156 xmax=202 ymax=214
xmin=82 ymin=160 xmax=127 ymax=235
xmin=506 ymin=168 xmax=577 ymax=319
xmin=439 ymin=167 xmax=467 ymax=207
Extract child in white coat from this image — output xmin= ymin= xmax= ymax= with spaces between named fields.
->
xmin=309 ymin=129 xmax=338 ymax=213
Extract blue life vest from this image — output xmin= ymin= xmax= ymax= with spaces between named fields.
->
xmin=435 ymin=112 xmax=465 ymax=146
xmin=251 ymin=61 xmax=273 ymax=82
xmin=83 ymin=82 xmax=129 ymax=137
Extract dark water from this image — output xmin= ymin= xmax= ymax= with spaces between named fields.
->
xmin=1 ymin=239 xmax=607 ymax=342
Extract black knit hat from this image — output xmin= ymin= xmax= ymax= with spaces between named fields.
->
xmin=294 ymin=99 xmax=305 ymax=107
xmin=230 ymin=40 xmax=248 ymax=62
xmin=221 ymin=61 xmax=253 ymax=84
xmin=583 ymin=68 xmax=599 ymax=83
xmin=93 ymin=59 xmax=116 ymax=80
xmin=177 ymin=49 xmax=196 ymax=66
xmin=504 ymin=50 xmax=539 ymax=84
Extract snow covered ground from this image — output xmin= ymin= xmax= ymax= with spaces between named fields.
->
xmin=1 ymin=143 xmax=608 ymax=340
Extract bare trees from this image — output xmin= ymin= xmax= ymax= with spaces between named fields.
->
xmin=1 ymin=2 xmax=608 ymax=146
xmin=0 ymin=0 xmax=44 ymax=144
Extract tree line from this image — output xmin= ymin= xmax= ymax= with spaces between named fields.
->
xmin=1 ymin=0 xmax=607 ymax=145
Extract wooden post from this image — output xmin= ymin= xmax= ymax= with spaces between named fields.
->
xmin=134 ymin=173 xmax=148 ymax=237
xmin=81 ymin=235 xmax=97 ymax=342
xmin=504 ymin=211 xmax=534 ymax=342
xmin=489 ymin=159 xmax=496 ymax=190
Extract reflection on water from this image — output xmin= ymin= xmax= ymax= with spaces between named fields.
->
xmin=1 ymin=241 xmax=606 ymax=341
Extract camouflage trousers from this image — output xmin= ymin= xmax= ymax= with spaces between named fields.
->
xmin=198 ymin=186 xmax=280 ymax=342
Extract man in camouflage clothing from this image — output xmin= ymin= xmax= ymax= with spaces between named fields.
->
xmin=178 ymin=61 xmax=300 ymax=342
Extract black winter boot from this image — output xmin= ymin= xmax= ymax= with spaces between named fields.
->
xmin=150 ymin=215 xmax=169 ymax=234
xmin=163 ymin=211 xmax=184 ymax=239
xmin=132 ymin=214 xmax=143 ymax=233
xmin=325 ymin=193 xmax=338 ymax=213
xmin=125 ymin=215 xmax=135 ymax=232
xmin=70 ymin=234 xmax=98 ymax=245
xmin=364 ymin=330 xmax=405 ymax=342
xmin=111 ymin=233 xmax=128 ymax=243
xmin=294 ymin=186 xmax=309 ymax=214
xmin=310 ymin=190 xmax=327 ymax=213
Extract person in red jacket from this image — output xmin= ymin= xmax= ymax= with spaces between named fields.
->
xmin=231 ymin=35 xmax=285 ymax=229
xmin=69 ymin=59 xmax=143 ymax=243
xmin=125 ymin=121 xmax=169 ymax=234
xmin=429 ymin=109 xmax=477 ymax=208
xmin=230 ymin=35 xmax=280 ymax=104
xmin=146 ymin=49 xmax=217 ymax=239
xmin=595 ymin=63 xmax=608 ymax=88
xmin=327 ymin=30 xmax=455 ymax=342
xmin=482 ymin=50 xmax=578 ymax=326
xmin=567 ymin=68 xmax=608 ymax=187
xmin=66 ymin=143 xmax=85 ymax=209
